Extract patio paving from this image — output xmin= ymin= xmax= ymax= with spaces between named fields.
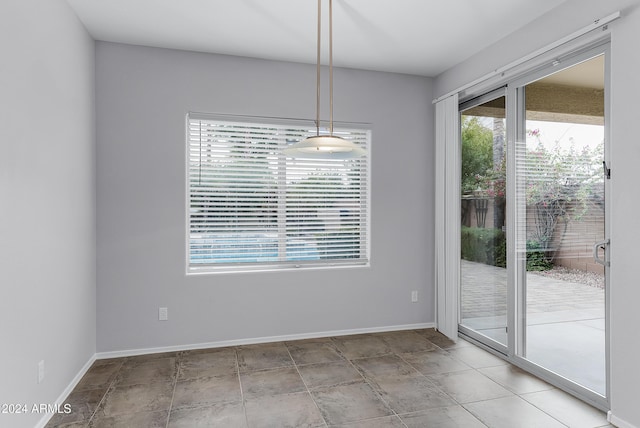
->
xmin=460 ymin=260 xmax=605 ymax=395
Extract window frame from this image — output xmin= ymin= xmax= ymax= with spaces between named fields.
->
xmin=185 ymin=112 xmax=371 ymax=275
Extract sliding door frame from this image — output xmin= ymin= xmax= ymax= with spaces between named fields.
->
xmin=507 ymin=42 xmax=611 ymax=411
xmin=458 ymin=87 xmax=509 ymax=355
xmin=457 ymin=41 xmax=611 ymax=411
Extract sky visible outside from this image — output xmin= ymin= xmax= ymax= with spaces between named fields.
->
xmin=526 ymin=120 xmax=604 ymax=152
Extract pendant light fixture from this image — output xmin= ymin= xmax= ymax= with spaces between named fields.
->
xmin=283 ymin=0 xmax=366 ymax=159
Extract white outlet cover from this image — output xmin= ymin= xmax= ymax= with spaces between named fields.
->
xmin=411 ymin=291 xmax=418 ymax=302
xmin=159 ymin=307 xmax=168 ymax=321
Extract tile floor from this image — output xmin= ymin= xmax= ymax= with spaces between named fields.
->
xmin=45 ymin=329 xmax=613 ymax=427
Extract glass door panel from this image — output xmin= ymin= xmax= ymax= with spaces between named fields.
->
xmin=516 ymin=55 xmax=607 ymax=395
xmin=459 ymin=93 xmax=508 ymax=349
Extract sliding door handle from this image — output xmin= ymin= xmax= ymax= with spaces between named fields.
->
xmin=593 ymin=239 xmax=610 ymax=267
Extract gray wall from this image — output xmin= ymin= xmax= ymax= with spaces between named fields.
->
xmin=96 ymin=42 xmax=434 ymax=353
xmin=435 ymin=0 xmax=640 ymax=425
xmin=0 ymin=0 xmax=96 ymax=427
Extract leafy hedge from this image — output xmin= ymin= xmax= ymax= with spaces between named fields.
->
xmin=461 ymin=226 xmax=506 ymax=267
xmin=525 ymin=240 xmax=554 ymax=271
xmin=461 ymin=226 xmax=552 ymax=271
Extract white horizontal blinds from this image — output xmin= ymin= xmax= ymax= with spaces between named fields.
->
xmin=286 ymin=134 xmax=368 ymax=261
xmin=188 ymin=115 xmax=369 ymax=269
xmin=188 ymin=120 xmax=281 ymax=264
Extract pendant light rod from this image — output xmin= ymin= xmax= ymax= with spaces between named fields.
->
xmin=329 ymin=0 xmax=334 ymax=136
xmin=315 ymin=0 xmax=321 ymax=136
xmin=282 ymin=0 xmax=365 ymax=159
xmin=314 ymin=0 xmax=335 ymax=136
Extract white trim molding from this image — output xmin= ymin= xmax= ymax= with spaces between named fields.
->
xmin=95 ymin=323 xmax=435 ymax=360
xmin=35 ymin=355 xmax=97 ymax=428
xmin=608 ymin=411 xmax=638 ymax=428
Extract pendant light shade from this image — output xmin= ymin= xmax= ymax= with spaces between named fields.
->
xmin=283 ymin=0 xmax=365 ymax=159
xmin=283 ymin=135 xmax=366 ymax=159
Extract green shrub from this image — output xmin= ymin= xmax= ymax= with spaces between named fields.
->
xmin=461 ymin=226 xmax=506 ymax=267
xmin=461 ymin=228 xmax=553 ymax=271
xmin=526 ymin=240 xmax=553 ymax=271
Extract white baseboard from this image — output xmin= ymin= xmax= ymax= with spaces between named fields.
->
xmin=96 ymin=322 xmax=435 ymax=359
xmin=35 ymin=354 xmax=97 ymax=428
xmin=608 ymin=411 xmax=638 ymax=428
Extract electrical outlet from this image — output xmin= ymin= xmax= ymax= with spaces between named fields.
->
xmin=38 ymin=360 xmax=45 ymax=383
xmin=159 ymin=307 xmax=168 ymax=321
xmin=411 ymin=291 xmax=418 ymax=303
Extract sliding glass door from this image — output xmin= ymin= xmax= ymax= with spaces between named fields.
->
xmin=512 ymin=51 xmax=608 ymax=399
xmin=459 ymin=45 xmax=610 ymax=407
xmin=459 ymin=90 xmax=508 ymax=351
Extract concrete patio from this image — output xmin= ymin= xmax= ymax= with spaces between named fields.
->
xmin=460 ymin=260 xmax=605 ymax=395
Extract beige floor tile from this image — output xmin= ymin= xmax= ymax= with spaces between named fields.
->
xmin=49 ymin=331 xmax=612 ymax=428
xmin=400 ymin=405 xmax=487 ymax=428
xmin=331 ymin=335 xmax=393 ymax=360
xmin=99 ymin=381 xmax=174 ymax=417
xmin=45 ymin=388 xmax=106 ymax=426
xmin=74 ymin=363 xmax=121 ymax=391
xmin=286 ymin=338 xmax=344 ymax=365
xmin=403 ymin=349 xmax=471 ymax=375
xmin=91 ymin=358 xmax=124 ymax=367
xmin=179 ymin=347 xmax=237 ymax=380
xmin=168 ymin=401 xmax=247 ymax=428
xmin=185 ymin=346 xmax=235 ymax=356
xmin=237 ymin=343 xmax=294 ymax=372
xmin=478 ymin=365 xmax=554 ymax=394
xmin=414 ymin=328 xmax=441 ymax=339
xmin=352 ymin=354 xmax=420 ymax=380
xmin=297 ymin=360 xmax=363 ymax=389
xmin=116 ymin=357 xmax=178 ymax=386
xmin=376 ymin=330 xmax=440 ymax=354
xmin=446 ymin=346 xmax=509 ymax=369
xmin=464 ymin=395 xmax=566 ymax=428
xmin=369 ymin=374 xmax=457 ymax=414
xmin=244 ymin=392 xmax=324 ymax=428
xmin=90 ymin=409 xmax=168 ymax=428
xmin=520 ymin=388 xmax=609 ymax=427
xmin=240 ymin=367 xmax=306 ymax=399
xmin=46 ymin=422 xmax=87 ymax=428
xmin=125 ymin=351 xmax=180 ymax=363
xmin=172 ymin=374 xmax=241 ymax=410
xmin=311 ymin=382 xmax=392 ymax=425
xmin=418 ymin=330 xmax=473 ymax=349
xmin=332 ymin=414 xmax=406 ymax=427
xmin=428 ymin=370 xmax=513 ymax=403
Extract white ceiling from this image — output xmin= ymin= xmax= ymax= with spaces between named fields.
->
xmin=65 ymin=0 xmax=569 ymax=77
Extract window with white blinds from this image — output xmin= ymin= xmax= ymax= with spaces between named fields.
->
xmin=187 ymin=113 xmax=370 ymax=273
